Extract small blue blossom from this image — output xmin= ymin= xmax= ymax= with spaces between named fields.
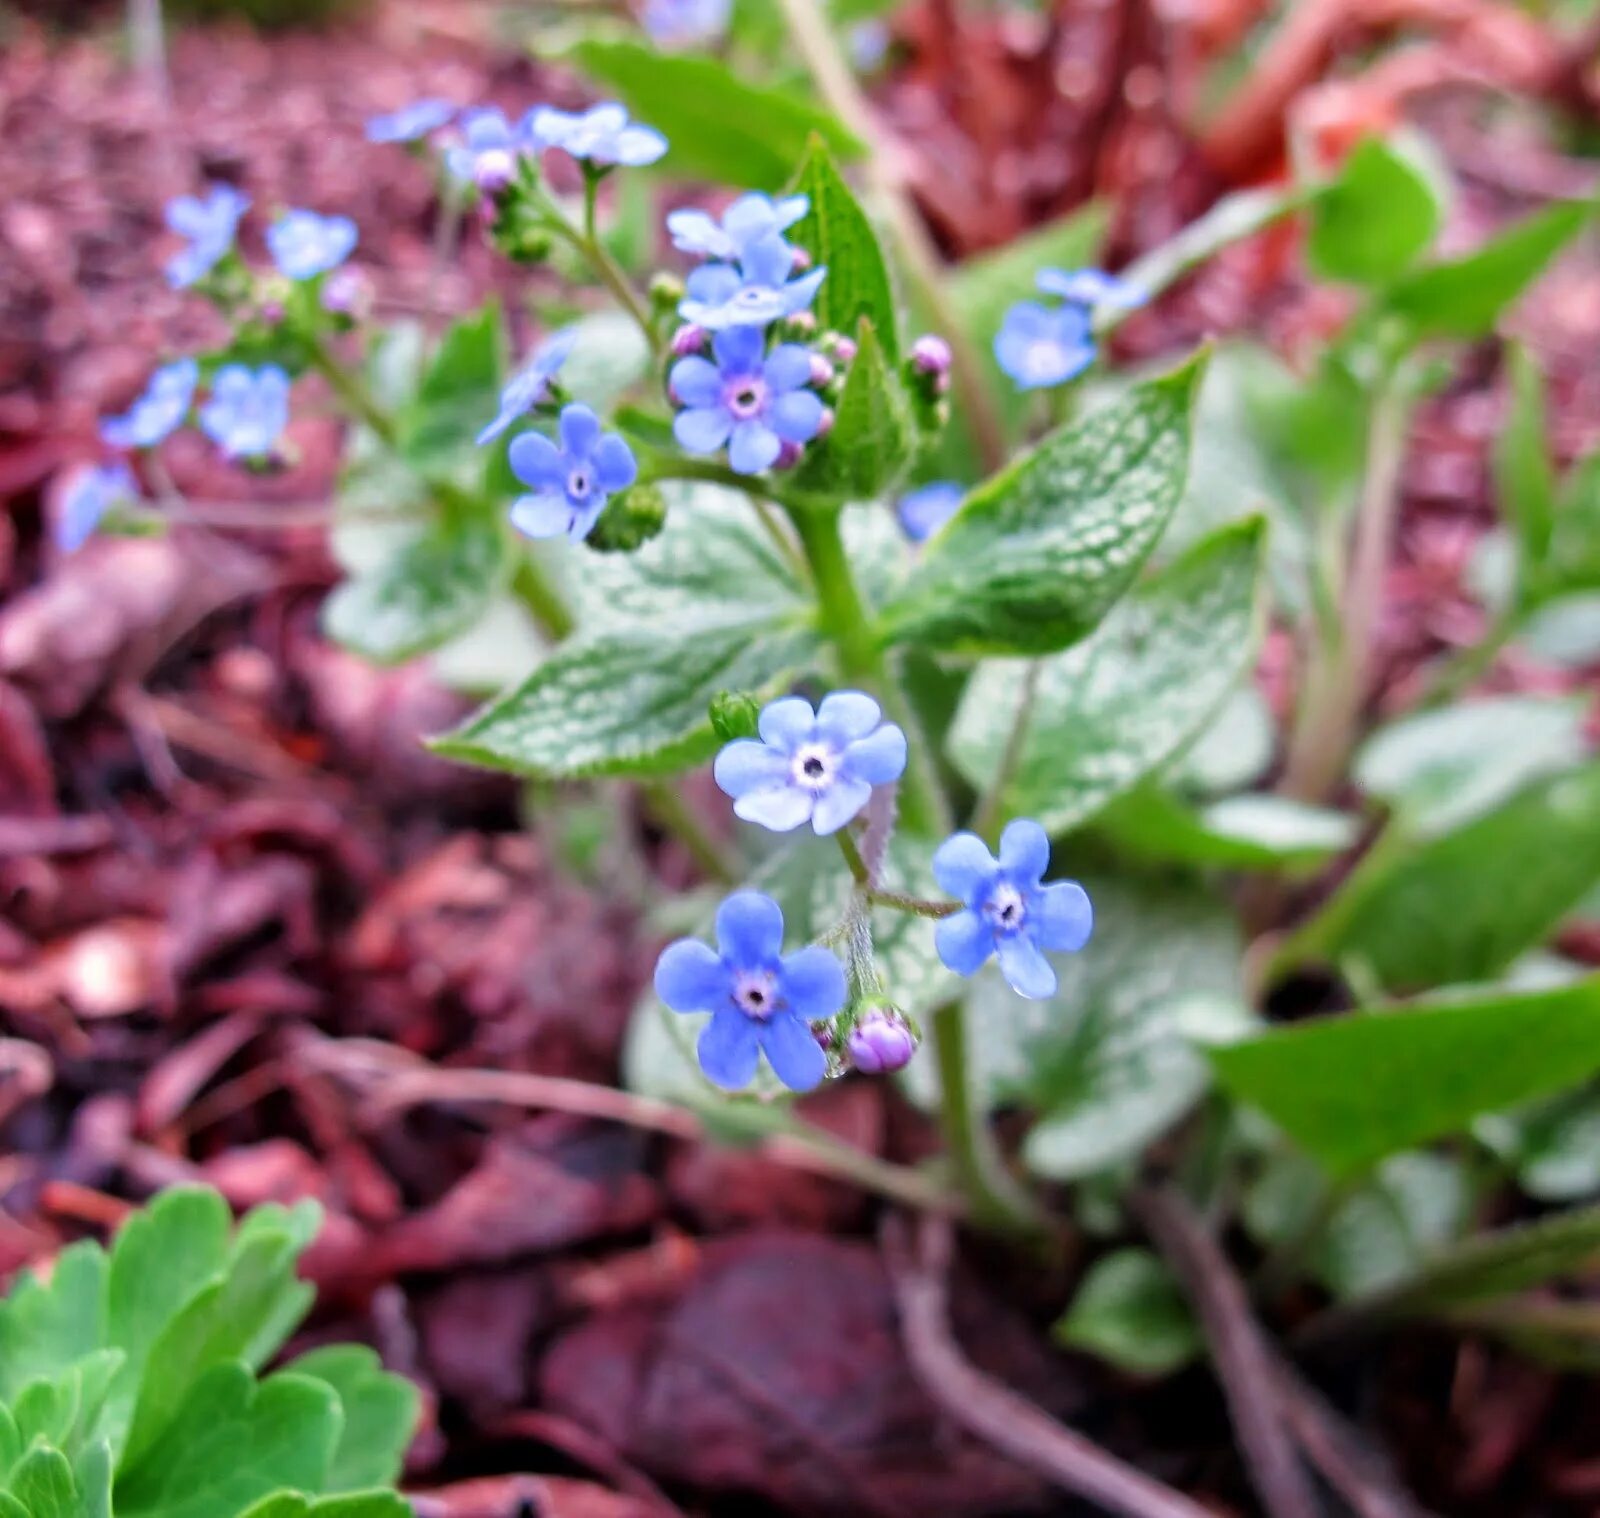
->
xmin=1035 ymin=266 xmax=1147 ymax=311
xmin=933 ymin=820 xmax=1092 ymax=999
xmin=100 ymin=359 xmax=197 ymax=451
xmin=671 ymin=325 xmax=825 ymax=475
xmin=528 ymin=102 xmax=667 ymax=167
xmin=477 ymin=328 xmax=578 ymax=446
xmin=366 ymin=98 xmax=456 ymax=144
xmin=897 ymin=480 xmax=963 ymax=543
xmin=165 ymin=184 xmax=250 ymax=289
xmin=507 ymin=403 xmax=637 ymax=542
xmin=267 ymin=210 xmax=358 ymax=280
xmin=714 ymin=691 xmax=906 ymax=835
xmin=446 ymin=108 xmax=524 ymax=190
xmin=655 ymin=890 xmax=844 ymax=1092
xmin=56 ymin=463 xmax=138 ymax=554
xmin=994 ymin=300 xmax=1095 ymax=391
xmin=642 ymin=0 xmax=731 ymax=47
xmin=667 ymin=192 xmax=808 ymax=263
xmin=678 ymin=233 xmax=826 ymax=330
xmin=200 ymin=364 xmax=292 ymax=461
xmin=849 ymin=19 xmax=891 ymax=71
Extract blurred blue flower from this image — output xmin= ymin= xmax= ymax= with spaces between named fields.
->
xmin=165 ymin=184 xmax=250 ymax=289
xmin=477 ymin=328 xmax=578 ymax=446
xmin=446 ymin=109 xmax=524 ymax=191
xmin=528 ymin=102 xmax=667 ymax=167
xmin=667 ymin=192 xmax=808 ymax=263
xmin=994 ymin=300 xmax=1095 ymax=390
xmin=1035 ymin=266 xmax=1147 ymax=311
xmin=714 ymin=690 xmax=907 ymax=835
xmin=366 ymin=98 xmax=456 ymax=144
xmin=670 ymin=325 xmax=825 ymax=475
xmin=932 ymin=820 xmax=1092 ymax=999
xmin=507 ymin=403 xmax=637 ymax=542
xmin=896 ymin=480 xmax=963 ymax=543
xmin=849 ymin=19 xmax=891 ymax=71
xmin=100 ymin=359 xmax=197 ymax=451
xmin=56 ymin=463 xmax=138 ymax=554
xmin=654 ymin=890 xmax=843 ymax=1092
xmin=267 ymin=210 xmax=358 ymax=281
xmin=678 ymin=234 xmax=826 ymax=330
xmin=642 ymin=0 xmax=731 ymax=46
xmin=200 ymin=364 xmax=292 ymax=460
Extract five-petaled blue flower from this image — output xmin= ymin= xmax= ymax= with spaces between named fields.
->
xmin=165 ymin=184 xmax=250 ymax=290
xmin=56 ymin=463 xmax=138 ymax=554
xmin=447 ymin=108 xmax=523 ymax=190
xmin=642 ymin=0 xmax=731 ymax=46
xmin=507 ymin=404 xmax=637 ymax=542
xmin=655 ymin=890 xmax=844 ymax=1092
xmin=1035 ymin=266 xmax=1147 ymax=311
xmin=994 ymin=300 xmax=1096 ymax=391
xmin=477 ymin=328 xmax=578 ymax=446
xmin=714 ymin=691 xmax=907 ymax=835
xmin=897 ymin=480 xmax=963 ymax=543
xmin=268 ymin=210 xmax=358 ymax=281
xmin=200 ymin=364 xmax=292 ymax=460
xmin=100 ymin=359 xmax=197 ymax=451
xmin=678 ymin=233 xmax=826 ymax=330
xmin=671 ymin=325 xmax=825 ymax=475
xmin=528 ymin=102 xmax=667 ymax=167
xmin=366 ymin=98 xmax=456 ymax=144
xmin=932 ymin=820 xmax=1092 ymax=999
xmin=667 ymin=192 xmax=808 ymax=264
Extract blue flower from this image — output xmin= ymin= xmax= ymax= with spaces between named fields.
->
xmin=670 ymin=325 xmax=825 ymax=475
xmin=366 ymin=98 xmax=456 ymax=144
xmin=1035 ymin=266 xmax=1147 ymax=311
xmin=477 ymin=328 xmax=578 ymax=446
xmin=655 ymin=890 xmax=844 ymax=1092
xmin=849 ymin=19 xmax=891 ymax=71
xmin=100 ymin=359 xmax=197 ymax=451
xmin=528 ymin=102 xmax=667 ymax=167
xmin=446 ymin=108 xmax=524 ymax=190
xmin=642 ymin=0 xmax=731 ymax=46
xmin=267 ymin=210 xmax=358 ymax=280
xmin=667 ymin=192 xmax=808 ymax=263
xmin=507 ymin=403 xmax=637 ymax=542
xmin=165 ymin=184 xmax=250 ymax=289
xmin=932 ymin=820 xmax=1092 ymax=1000
xmin=200 ymin=364 xmax=292 ymax=460
xmin=56 ymin=463 xmax=137 ymax=554
xmin=896 ymin=480 xmax=963 ymax=543
xmin=678 ymin=233 xmax=826 ymax=330
xmin=713 ymin=691 xmax=906 ymax=835
xmin=994 ymin=300 xmax=1095 ymax=391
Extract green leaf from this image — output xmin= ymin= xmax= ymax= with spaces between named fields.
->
xmin=1496 ymin=343 xmax=1558 ymax=581
xmin=1521 ymin=589 xmax=1600 ymax=666
xmin=786 ymin=136 xmax=899 ymax=362
xmin=1095 ymin=787 xmax=1357 ymax=873
xmin=880 ymin=355 xmax=1205 ymax=655
xmin=947 ymin=518 xmax=1265 ymax=832
xmin=323 ymin=516 xmax=505 ymax=666
xmin=564 ymin=41 xmax=862 ymax=191
xmin=0 ymin=1244 xmax=108 ymax=1402
xmin=238 ymin=1497 xmax=412 ymax=1518
xmin=1053 ymin=1249 xmax=1201 ymax=1377
xmin=1297 ymin=763 xmax=1600 ymax=990
xmin=6 ymin=1447 xmax=77 ymax=1518
xmin=1307 ymin=136 xmax=1444 ymax=286
xmin=401 ymin=304 xmax=503 ymax=473
xmin=286 ymin=1348 xmax=416 ymax=1493
xmin=73 ymin=1443 xmax=110 ymax=1518
xmin=1353 ymin=695 xmax=1588 ymax=840
xmin=1383 ymin=200 xmax=1594 ymax=338
xmin=117 ymin=1366 xmax=341 ymax=1518
xmin=1210 ymin=976 xmax=1600 ymax=1177
xmin=1548 ymin=450 xmax=1600 ymax=596
xmin=793 ymin=320 xmax=914 ymax=498
xmin=1477 ymin=1089 xmax=1600 ymax=1202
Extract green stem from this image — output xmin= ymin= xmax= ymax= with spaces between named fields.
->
xmin=539 ymin=184 xmax=657 ymax=356
xmin=512 ymin=553 xmax=576 ymax=641
xmin=836 ymin=829 xmax=870 ymax=885
xmin=971 ymin=660 xmax=1041 ymax=843
xmin=866 ymin=889 xmax=959 ymax=919
xmin=306 ymin=332 xmax=399 ymax=448
xmin=640 ymin=779 xmax=737 ymax=883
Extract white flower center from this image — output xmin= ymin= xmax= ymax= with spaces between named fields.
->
xmin=983 ymin=883 xmax=1027 ymax=935
xmin=724 ymin=377 xmax=768 ymax=421
xmin=567 ymin=464 xmax=594 ymax=501
xmin=1024 ymin=340 xmax=1066 ymax=383
xmin=790 ymin=742 xmax=837 ymax=793
xmin=731 ymin=968 xmax=779 ymax=1019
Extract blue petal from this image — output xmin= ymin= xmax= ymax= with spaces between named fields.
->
xmin=780 ymin=267 xmax=827 ymax=315
xmin=998 ymin=818 xmax=1051 ymax=885
xmin=897 ymin=482 xmax=963 ymax=543
xmin=742 ymin=234 xmax=796 ymax=287
xmin=673 ymin=406 xmax=732 ymax=456
xmin=932 ymin=831 xmax=997 ymax=904
xmin=997 ymin=933 xmax=1057 ymax=1000
xmin=768 ymin=390 xmax=823 ymax=445
xmin=594 ymin=434 xmax=638 ymax=493
xmin=840 ymin=724 xmax=906 ymax=786
xmin=508 ymin=431 xmax=564 ymax=490
xmin=1029 ymin=881 xmax=1093 ymax=953
xmin=759 ymin=1011 xmax=827 ymax=1092
xmin=732 ymin=785 xmax=813 ymax=833
xmin=509 ymin=492 xmax=572 ymax=540
xmin=814 ymin=690 xmax=881 ymax=745
xmin=1036 ymin=266 xmax=1146 ymax=309
xmin=559 ymin=404 xmax=601 ymax=458
xmin=667 ymin=208 xmax=733 ymax=260
xmin=810 ymin=776 xmax=871 ymax=835
xmin=714 ymin=890 xmax=784 ymax=967
xmin=654 ymin=938 xmax=729 ymax=1013
xmin=713 ymin=739 xmax=790 ymax=798
xmin=613 ymin=125 xmax=669 ymax=166
xmin=669 ymin=355 xmax=722 ymax=409
xmin=728 ymin=420 xmax=780 ymax=475
xmin=711 ymin=322 xmax=765 ymax=376
xmin=567 ymin=498 xmax=606 ymax=542
xmin=758 ymin=696 xmax=815 ymax=750
xmin=685 ymin=263 xmax=741 ymax=305
xmin=777 ymin=945 xmax=847 ymax=1021
xmin=698 ymin=1006 xmax=762 ymax=1090
xmin=935 ymin=910 xmax=994 ymax=977
xmin=762 ymin=344 xmax=812 ymax=392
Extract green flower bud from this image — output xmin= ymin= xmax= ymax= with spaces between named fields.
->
xmin=709 ymin=690 xmax=762 ymax=742
xmin=584 ymin=481 xmax=667 ymax=553
xmin=649 ymin=271 xmax=686 ymax=313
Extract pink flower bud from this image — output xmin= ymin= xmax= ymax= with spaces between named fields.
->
xmin=830 ymin=336 xmax=857 ymax=365
xmin=774 ymin=440 xmax=805 ymax=470
xmin=473 ymin=147 xmax=517 ymax=196
xmin=808 ymin=353 xmax=835 ymax=388
xmin=671 ymin=324 xmax=708 ymax=356
xmin=847 ymin=1011 xmax=917 ymax=1075
xmin=816 ymin=407 xmax=835 ymax=438
xmin=911 ymin=334 xmax=953 ymax=376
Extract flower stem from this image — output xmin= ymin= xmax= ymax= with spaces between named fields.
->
xmin=511 ymin=552 xmax=576 ymax=641
xmin=971 ymin=660 xmax=1041 ymax=843
xmin=539 ymin=182 xmax=658 ymax=356
xmin=640 ymin=778 xmax=737 ymax=883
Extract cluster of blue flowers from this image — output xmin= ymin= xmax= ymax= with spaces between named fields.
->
xmin=433 ymin=101 xmax=667 ymax=195
xmin=655 ymin=691 xmax=1092 ymax=1093
xmin=994 ymin=266 xmax=1145 ymax=391
xmin=165 ymin=186 xmax=358 ymax=294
